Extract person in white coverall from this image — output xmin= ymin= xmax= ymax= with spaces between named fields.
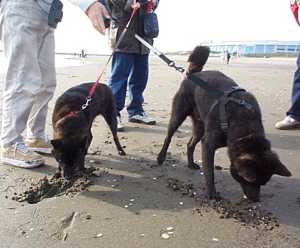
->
xmin=0 ymin=0 xmax=109 ymax=168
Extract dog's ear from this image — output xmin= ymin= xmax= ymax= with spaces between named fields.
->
xmin=235 ymin=154 xmax=257 ymax=183
xmin=264 ymin=151 xmax=292 ymax=177
xmin=51 ymin=139 xmax=63 ymax=150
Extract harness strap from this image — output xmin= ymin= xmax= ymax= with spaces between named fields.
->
xmin=218 ymin=86 xmax=248 ymax=133
xmin=187 ymin=73 xmax=223 ymax=97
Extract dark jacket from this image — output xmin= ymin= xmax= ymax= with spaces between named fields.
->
xmin=104 ymin=0 xmax=159 ymax=54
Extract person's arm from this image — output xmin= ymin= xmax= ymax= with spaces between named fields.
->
xmin=69 ymin=0 xmax=110 ymax=34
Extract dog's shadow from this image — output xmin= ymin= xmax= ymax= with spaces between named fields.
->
xmin=21 ymin=148 xmax=300 ymax=231
xmin=81 ymin=153 xmax=202 ymax=214
xmin=77 ymin=152 xmax=300 ymax=231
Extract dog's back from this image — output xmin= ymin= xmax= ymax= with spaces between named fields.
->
xmin=53 ymin=83 xmax=116 ymax=125
xmin=184 ymin=71 xmax=265 ymax=140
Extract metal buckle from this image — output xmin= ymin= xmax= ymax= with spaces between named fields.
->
xmin=81 ymin=96 xmax=92 ymax=110
xmin=168 ymin=61 xmax=185 ymax=73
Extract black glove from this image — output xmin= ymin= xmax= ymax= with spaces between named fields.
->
xmin=48 ymin=0 xmax=63 ymax=28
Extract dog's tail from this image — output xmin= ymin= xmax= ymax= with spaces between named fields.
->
xmin=188 ymin=46 xmax=210 ymax=72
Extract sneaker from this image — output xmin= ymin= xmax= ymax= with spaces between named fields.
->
xmin=117 ymin=115 xmax=125 ymax=132
xmin=128 ymin=112 xmax=156 ymax=125
xmin=26 ymin=138 xmax=53 ymax=154
xmin=0 ymin=142 xmax=44 ymax=168
xmin=275 ymin=116 xmax=300 ymax=130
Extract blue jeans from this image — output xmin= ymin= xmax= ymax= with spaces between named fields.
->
xmin=287 ymin=53 xmax=300 ymax=121
xmin=108 ymin=52 xmax=149 ymax=118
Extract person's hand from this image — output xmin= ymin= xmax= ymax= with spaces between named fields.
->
xmin=86 ymin=1 xmax=110 ymax=35
xmin=131 ymin=0 xmax=141 ymax=9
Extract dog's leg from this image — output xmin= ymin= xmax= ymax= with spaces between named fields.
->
xmin=187 ymin=115 xmax=204 ymax=170
xmin=103 ymin=113 xmax=126 ymax=156
xmin=54 ymin=166 xmax=62 ymax=178
xmin=78 ymin=131 xmax=93 ymax=173
xmin=157 ymin=100 xmax=189 ymax=165
xmin=201 ymin=139 xmax=218 ymax=199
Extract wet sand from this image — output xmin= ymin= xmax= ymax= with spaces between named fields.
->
xmin=0 ymin=56 xmax=300 ymax=248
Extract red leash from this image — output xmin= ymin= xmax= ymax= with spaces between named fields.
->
xmin=291 ymin=0 xmax=300 ymax=26
xmin=64 ymin=7 xmax=138 ymax=119
xmin=82 ymin=6 xmax=138 ymax=111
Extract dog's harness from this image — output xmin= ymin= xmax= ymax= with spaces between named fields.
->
xmin=218 ymin=86 xmax=253 ymax=133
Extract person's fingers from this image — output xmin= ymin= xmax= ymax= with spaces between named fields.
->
xmin=86 ymin=2 xmax=108 ymax=34
xmin=95 ymin=14 xmax=106 ymax=34
xmin=101 ymin=5 xmax=110 ymax=19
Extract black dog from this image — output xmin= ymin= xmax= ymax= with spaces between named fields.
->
xmin=157 ymin=46 xmax=291 ymax=201
xmin=51 ymin=83 xmax=126 ymax=179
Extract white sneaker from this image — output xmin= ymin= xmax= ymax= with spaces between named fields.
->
xmin=25 ymin=138 xmax=53 ymax=154
xmin=0 ymin=142 xmax=44 ymax=168
xmin=117 ymin=116 xmax=125 ymax=132
xmin=275 ymin=116 xmax=300 ymax=130
xmin=128 ymin=112 xmax=156 ymax=125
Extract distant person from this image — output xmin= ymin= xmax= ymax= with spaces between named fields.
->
xmin=275 ymin=2 xmax=300 ymax=130
xmin=0 ymin=0 xmax=109 ymax=168
xmin=226 ymin=51 xmax=231 ymax=64
xmin=81 ymin=49 xmax=87 ymax=58
xmin=106 ymin=0 xmax=159 ymax=131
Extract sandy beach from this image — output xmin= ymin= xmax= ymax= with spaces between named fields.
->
xmin=0 ymin=55 xmax=300 ymax=248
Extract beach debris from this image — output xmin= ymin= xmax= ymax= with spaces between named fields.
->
xmin=96 ymin=233 xmax=103 ymax=238
xmin=10 ymin=167 xmax=101 ymax=204
xmin=161 ymin=233 xmax=170 ymax=239
xmin=195 ymin=198 xmax=280 ymax=230
xmin=167 ymin=178 xmax=195 ymax=197
xmin=161 ymin=226 xmax=175 ymax=240
xmin=167 ymin=178 xmax=279 ymax=230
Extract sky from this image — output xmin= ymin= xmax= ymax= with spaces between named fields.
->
xmin=2 ymin=0 xmax=300 ymax=53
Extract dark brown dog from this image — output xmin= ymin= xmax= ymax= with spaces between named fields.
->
xmin=157 ymin=46 xmax=291 ymax=201
xmin=51 ymin=83 xmax=126 ymax=179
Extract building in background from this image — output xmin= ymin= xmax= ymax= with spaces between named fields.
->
xmin=203 ymin=41 xmax=300 ymax=57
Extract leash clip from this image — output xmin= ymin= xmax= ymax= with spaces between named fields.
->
xmin=82 ymin=96 xmax=92 ymax=110
xmin=175 ymin=66 xmax=185 ymax=73
xmin=168 ymin=61 xmax=185 ymax=73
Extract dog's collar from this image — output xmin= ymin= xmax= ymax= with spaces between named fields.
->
xmin=64 ymin=111 xmax=80 ymax=119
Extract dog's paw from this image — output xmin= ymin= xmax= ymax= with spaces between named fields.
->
xmin=119 ymin=150 xmax=126 ymax=156
xmin=53 ymin=171 xmax=62 ymax=179
xmin=157 ymin=155 xmax=165 ymax=165
xmin=207 ymin=191 xmax=221 ymax=201
xmin=188 ymin=162 xmax=200 ymax=170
